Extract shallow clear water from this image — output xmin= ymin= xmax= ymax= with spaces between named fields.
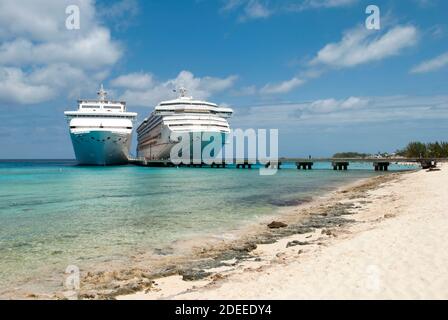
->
xmin=0 ymin=160 xmax=415 ymax=296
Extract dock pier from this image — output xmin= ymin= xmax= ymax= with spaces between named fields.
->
xmin=128 ymin=157 xmax=445 ymax=171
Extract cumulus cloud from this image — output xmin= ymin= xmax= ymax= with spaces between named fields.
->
xmin=0 ymin=30 xmax=121 ymax=70
xmin=311 ymin=25 xmax=419 ymax=68
xmin=0 ymin=0 xmax=122 ymax=105
xmin=231 ymin=95 xmax=448 ymax=129
xmin=99 ymin=0 xmax=139 ymax=19
xmin=98 ymin=0 xmax=140 ymax=30
xmin=230 ymin=77 xmax=304 ymax=96
xmin=308 ymin=96 xmax=368 ymax=113
xmin=242 ymin=0 xmax=271 ymax=20
xmin=0 ymin=67 xmax=54 ymax=104
xmin=221 ymin=0 xmax=271 ymax=22
xmin=114 ymin=71 xmax=238 ymax=107
xmin=410 ymin=52 xmax=448 ymax=74
xmin=221 ymin=0 xmax=357 ymax=20
xmin=235 ymin=23 xmax=419 ymax=97
xmin=0 ymin=0 xmax=95 ymax=42
xmin=0 ymin=63 xmax=108 ymax=104
xmin=286 ymin=0 xmax=358 ymax=11
xmin=260 ymin=77 xmax=305 ymax=94
xmin=111 ymin=72 xmax=154 ymax=90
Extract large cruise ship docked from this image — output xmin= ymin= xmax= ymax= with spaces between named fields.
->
xmin=65 ymin=85 xmax=137 ymax=165
xmin=136 ymin=88 xmax=233 ymax=161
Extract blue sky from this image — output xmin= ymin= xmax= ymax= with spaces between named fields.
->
xmin=0 ymin=0 xmax=447 ymax=158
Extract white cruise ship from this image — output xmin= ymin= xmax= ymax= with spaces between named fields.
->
xmin=136 ymin=88 xmax=233 ymax=161
xmin=64 ymin=85 xmax=137 ymax=165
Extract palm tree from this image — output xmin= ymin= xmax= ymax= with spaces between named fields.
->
xmin=404 ymin=142 xmax=427 ymax=158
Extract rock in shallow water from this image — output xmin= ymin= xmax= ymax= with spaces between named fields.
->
xmin=181 ymin=269 xmax=212 ymax=281
xmin=267 ymin=221 xmax=288 ymax=229
xmin=286 ymin=240 xmax=310 ymax=248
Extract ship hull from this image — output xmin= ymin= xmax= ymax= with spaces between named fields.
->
xmin=70 ymin=130 xmax=132 ymax=165
xmin=138 ymin=125 xmax=228 ymax=161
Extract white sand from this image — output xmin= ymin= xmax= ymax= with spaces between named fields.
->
xmin=119 ymin=164 xmax=448 ymax=300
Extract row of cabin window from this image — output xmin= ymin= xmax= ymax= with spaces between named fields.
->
xmin=81 ymin=105 xmax=123 ymax=109
xmin=159 ymin=102 xmax=217 ymax=107
xmin=70 ymin=126 xmax=132 ymax=129
xmin=69 ymin=115 xmax=133 ymax=118
xmin=168 ymin=123 xmax=229 ymax=128
xmin=136 ymin=116 xmax=162 ymax=135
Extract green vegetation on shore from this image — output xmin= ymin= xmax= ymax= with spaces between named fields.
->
xmin=396 ymin=142 xmax=448 ymax=158
xmin=332 ymin=141 xmax=448 ymax=159
xmin=332 ymin=152 xmax=371 ymax=158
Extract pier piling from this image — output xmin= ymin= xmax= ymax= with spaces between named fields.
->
xmin=237 ymin=161 xmax=253 ymax=169
xmin=296 ymin=162 xmax=313 ymax=170
xmin=332 ymin=162 xmax=349 ymax=171
xmin=374 ymin=162 xmax=390 ymax=171
xmin=265 ymin=161 xmax=282 ymax=169
xmin=211 ymin=162 xmax=226 ymax=168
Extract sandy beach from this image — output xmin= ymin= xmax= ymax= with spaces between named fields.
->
xmin=116 ymin=164 xmax=448 ymax=300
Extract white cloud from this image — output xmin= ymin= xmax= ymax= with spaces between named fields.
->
xmin=111 ymin=72 xmax=154 ymax=90
xmin=308 ymin=96 xmax=368 ymax=113
xmin=231 ymin=95 xmax=448 ymax=129
xmin=0 ymin=30 xmax=122 ymax=70
xmin=238 ymin=24 xmax=419 ymax=97
xmin=0 ymin=67 xmax=54 ymax=104
xmin=221 ymin=0 xmax=244 ymax=12
xmin=0 ymin=0 xmax=122 ymax=105
xmin=29 ymin=63 xmax=106 ymax=99
xmin=410 ymin=52 xmax=448 ymax=74
xmin=242 ymin=0 xmax=271 ymax=20
xmin=340 ymin=96 xmax=368 ymax=109
xmin=287 ymin=0 xmax=358 ymax=11
xmin=222 ymin=0 xmax=357 ymax=20
xmin=99 ymin=0 xmax=139 ymax=18
xmin=116 ymin=71 xmax=238 ymax=107
xmin=222 ymin=0 xmax=271 ymax=22
xmin=0 ymin=63 xmax=109 ymax=104
xmin=260 ymin=77 xmax=305 ymax=94
xmin=98 ymin=0 xmax=140 ymax=30
xmin=311 ymin=25 xmax=419 ymax=68
xmin=0 ymin=0 xmax=99 ymax=42
xmin=413 ymin=0 xmax=437 ymax=8
xmin=231 ymin=77 xmax=304 ymax=96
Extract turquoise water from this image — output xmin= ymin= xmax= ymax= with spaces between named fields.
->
xmin=0 ymin=160 xmax=415 ymax=296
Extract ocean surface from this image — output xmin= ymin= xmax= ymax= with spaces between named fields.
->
xmin=0 ymin=160 xmax=415 ymax=297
